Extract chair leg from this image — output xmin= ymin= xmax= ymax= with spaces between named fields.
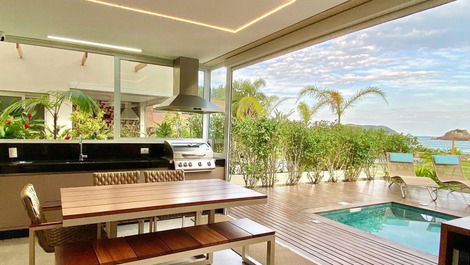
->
xmin=267 ymin=238 xmax=276 ymax=265
xmin=154 ymin=217 xmax=158 ymax=232
xmin=29 ymin=229 xmax=35 ymax=265
xmin=399 ymin=184 xmax=407 ymax=199
xmin=427 ymin=187 xmax=438 ymax=201
xmin=181 ymin=216 xmax=185 ymax=228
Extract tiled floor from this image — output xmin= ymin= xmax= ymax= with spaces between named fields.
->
xmin=230 ymin=180 xmax=470 ymax=265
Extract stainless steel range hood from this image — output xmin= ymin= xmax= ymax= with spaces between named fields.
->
xmin=154 ymin=57 xmax=224 ymax=114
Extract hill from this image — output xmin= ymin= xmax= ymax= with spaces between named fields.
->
xmin=346 ymin=124 xmax=398 ymax=134
xmin=435 ymin=129 xmax=470 ymax=140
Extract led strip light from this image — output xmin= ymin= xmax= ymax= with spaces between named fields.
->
xmin=83 ymin=0 xmax=296 ymax=33
xmin=47 ymin=35 xmax=142 ymax=52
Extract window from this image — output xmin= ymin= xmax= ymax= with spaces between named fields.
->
xmin=0 ymin=42 xmax=207 ymax=141
xmin=209 ymin=68 xmax=226 ymax=153
xmin=119 ymin=60 xmax=203 ymax=139
xmin=0 ymin=42 xmax=114 ymax=140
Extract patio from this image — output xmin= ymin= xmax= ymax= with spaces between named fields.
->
xmin=0 ymin=0 xmax=467 ymax=264
xmin=2 ymin=180 xmax=467 ymax=265
xmin=229 ymin=180 xmax=470 ymax=265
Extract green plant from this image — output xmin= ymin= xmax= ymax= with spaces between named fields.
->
xmin=209 ymin=113 xmax=225 ymax=153
xmin=2 ymin=90 xmax=98 ymax=139
xmin=121 ymin=123 xmax=140 ymax=138
xmin=71 ymin=109 xmax=112 ymax=140
xmin=187 ymin=114 xmax=203 ymax=138
xmin=415 ymin=165 xmax=439 ymax=184
xmin=153 ymin=120 xmax=174 ymax=138
xmin=149 ymin=112 xmax=203 ymax=139
xmin=0 ymin=111 xmax=44 ymax=139
xmin=299 ymin=86 xmax=387 ymax=124
xmin=281 ymin=121 xmax=309 ymax=185
xmin=231 ymin=117 xmax=282 ymax=187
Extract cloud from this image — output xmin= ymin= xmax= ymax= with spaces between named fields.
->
xmin=233 ymin=0 xmax=470 ymax=135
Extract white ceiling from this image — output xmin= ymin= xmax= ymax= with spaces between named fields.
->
xmin=0 ymin=0 xmax=347 ymax=63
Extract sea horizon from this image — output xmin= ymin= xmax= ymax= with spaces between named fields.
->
xmin=417 ymin=136 xmax=470 ymax=154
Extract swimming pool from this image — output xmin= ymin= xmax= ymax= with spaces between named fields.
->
xmin=320 ymin=203 xmax=455 ymax=255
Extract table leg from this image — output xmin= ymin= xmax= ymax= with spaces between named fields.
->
xmin=138 ymin=220 xmax=144 ymax=234
xmin=29 ymin=229 xmax=35 ymax=265
xmin=195 ymin=211 xmax=202 ymax=225
xmin=242 ymin=245 xmax=250 ymax=264
xmin=106 ymin=222 xmax=118 ymax=238
xmin=97 ymin=223 xmax=102 ymax=239
xmin=206 ymin=210 xmax=216 ymax=263
xmin=267 ymin=238 xmax=276 ymax=265
xmin=208 ymin=209 xmax=215 ymax=224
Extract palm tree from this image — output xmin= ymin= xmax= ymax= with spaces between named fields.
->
xmin=232 ymin=78 xmax=268 ymax=120
xmin=298 ymin=86 xmax=387 ymax=124
xmin=233 ymin=97 xmax=266 ymax=120
xmin=296 ymin=100 xmax=328 ymax=125
xmin=3 ymin=90 xmax=98 ymax=139
xmin=232 ymin=79 xmax=267 ymax=102
xmin=232 ymin=78 xmax=290 ymax=120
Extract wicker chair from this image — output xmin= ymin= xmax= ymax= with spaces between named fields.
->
xmin=93 ymin=171 xmax=147 ymax=236
xmin=20 ymin=184 xmax=101 ymax=254
xmin=142 ymin=170 xmax=196 ymax=231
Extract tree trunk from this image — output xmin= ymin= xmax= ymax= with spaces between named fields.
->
xmin=337 ymin=113 xmax=341 ymax=124
xmin=53 ymin=113 xmax=58 ymax=140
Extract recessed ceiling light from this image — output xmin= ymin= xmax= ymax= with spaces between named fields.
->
xmin=83 ymin=0 xmax=296 ymax=33
xmin=47 ymin=35 xmax=142 ymax=53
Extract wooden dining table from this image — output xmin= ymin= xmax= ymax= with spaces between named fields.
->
xmin=60 ymin=179 xmax=267 ymax=228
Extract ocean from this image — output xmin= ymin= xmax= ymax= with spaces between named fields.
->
xmin=417 ymin=136 xmax=470 ymax=154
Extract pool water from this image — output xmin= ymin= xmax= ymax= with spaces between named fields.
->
xmin=320 ymin=203 xmax=455 ymax=256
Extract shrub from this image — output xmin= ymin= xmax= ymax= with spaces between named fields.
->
xmin=71 ymin=109 xmax=112 ymax=140
xmin=149 ymin=112 xmax=203 ymax=139
xmin=415 ymin=165 xmax=439 ymax=184
xmin=230 ymin=117 xmax=422 ymax=186
xmin=209 ymin=113 xmax=225 ymax=153
xmin=0 ymin=111 xmax=44 ymax=139
xmin=281 ymin=121 xmax=309 ymax=185
xmin=231 ymin=117 xmax=282 ymax=187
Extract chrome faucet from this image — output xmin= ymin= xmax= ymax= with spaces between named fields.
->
xmin=79 ymin=135 xmax=88 ymax=161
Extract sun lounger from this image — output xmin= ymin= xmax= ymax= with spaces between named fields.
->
xmin=432 ymin=155 xmax=470 ymax=191
xmin=387 ymin=152 xmax=439 ymax=201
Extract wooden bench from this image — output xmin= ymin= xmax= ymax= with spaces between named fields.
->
xmin=55 ymin=218 xmax=275 ymax=265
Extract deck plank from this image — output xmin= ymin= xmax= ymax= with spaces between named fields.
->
xmin=229 ymin=181 xmax=457 ymax=265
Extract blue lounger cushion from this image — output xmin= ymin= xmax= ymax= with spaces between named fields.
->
xmin=389 ymin=153 xmax=414 ymax=163
xmin=433 ymin=155 xmax=460 ymax=165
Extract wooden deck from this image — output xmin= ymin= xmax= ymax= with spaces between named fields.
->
xmin=229 ymin=180 xmax=470 ymax=265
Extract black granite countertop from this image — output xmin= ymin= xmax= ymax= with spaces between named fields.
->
xmin=0 ymin=143 xmax=225 ymax=175
xmin=0 ymin=158 xmax=225 ymax=174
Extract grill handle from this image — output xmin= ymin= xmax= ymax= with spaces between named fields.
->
xmin=181 ymin=153 xmax=206 ymax=158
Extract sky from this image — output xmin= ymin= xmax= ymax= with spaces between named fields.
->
xmin=215 ymin=0 xmax=470 ymax=136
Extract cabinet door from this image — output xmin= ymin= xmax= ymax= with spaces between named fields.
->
xmin=0 ymin=172 xmax=93 ymax=231
xmin=184 ymin=166 xmax=225 ymax=180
